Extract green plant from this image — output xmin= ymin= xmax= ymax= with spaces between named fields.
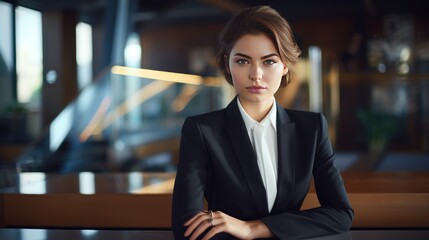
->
xmin=356 ymin=108 xmax=398 ymax=154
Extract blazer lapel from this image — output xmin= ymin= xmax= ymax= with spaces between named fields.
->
xmin=272 ymin=104 xmax=296 ymax=212
xmin=225 ymin=98 xmax=269 ymax=216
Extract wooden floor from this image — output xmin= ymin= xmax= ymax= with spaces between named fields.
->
xmin=1 ymin=171 xmax=429 ymax=229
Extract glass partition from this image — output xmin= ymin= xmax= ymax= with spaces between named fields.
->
xmin=12 ymin=66 xmax=224 ymax=176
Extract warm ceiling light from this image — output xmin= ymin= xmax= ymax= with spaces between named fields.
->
xmin=111 ymin=66 xmax=223 ymax=87
xmin=112 ymin=66 xmax=203 ymax=85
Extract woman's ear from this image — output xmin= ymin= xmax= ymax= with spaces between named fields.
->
xmin=283 ymin=65 xmax=289 ymax=76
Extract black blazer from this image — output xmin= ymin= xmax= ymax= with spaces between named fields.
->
xmin=172 ymin=98 xmax=353 ymax=239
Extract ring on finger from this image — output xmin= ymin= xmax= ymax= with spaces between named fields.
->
xmin=207 ymin=217 xmax=214 ymax=227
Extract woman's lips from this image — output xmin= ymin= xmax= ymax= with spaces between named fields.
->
xmin=246 ymin=85 xmax=267 ymax=93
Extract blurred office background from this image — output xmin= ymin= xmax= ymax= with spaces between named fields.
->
xmin=0 ymin=0 xmax=428 ymax=184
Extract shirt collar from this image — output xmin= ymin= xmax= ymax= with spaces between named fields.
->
xmin=237 ymin=97 xmax=277 ymax=132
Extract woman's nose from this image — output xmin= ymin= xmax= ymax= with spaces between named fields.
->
xmin=248 ymin=65 xmax=262 ymax=81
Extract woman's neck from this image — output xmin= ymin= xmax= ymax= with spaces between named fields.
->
xmin=239 ymin=97 xmax=274 ymax=122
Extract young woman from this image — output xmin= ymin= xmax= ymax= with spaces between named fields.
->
xmin=172 ymin=5 xmax=353 ymax=240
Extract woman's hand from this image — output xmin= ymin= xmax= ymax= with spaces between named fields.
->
xmin=184 ymin=211 xmax=273 ymax=240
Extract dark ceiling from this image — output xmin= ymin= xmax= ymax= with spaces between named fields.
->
xmin=3 ymin=0 xmax=428 ymax=28
xmin=7 ymin=0 xmax=429 ymax=17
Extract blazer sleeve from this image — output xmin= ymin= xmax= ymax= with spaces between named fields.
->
xmin=261 ymin=113 xmax=354 ymax=239
xmin=172 ymin=117 xmax=208 ymax=240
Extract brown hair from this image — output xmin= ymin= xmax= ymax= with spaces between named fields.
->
xmin=216 ymin=5 xmax=301 ymax=87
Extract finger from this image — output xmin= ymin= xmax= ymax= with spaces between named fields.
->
xmin=185 ymin=214 xmax=211 ymax=237
xmin=203 ymin=226 xmax=225 ymax=240
xmin=190 ymin=218 xmax=212 ymax=240
xmin=184 ymin=211 xmax=206 ymax=226
xmin=203 ymin=216 xmax=225 ymax=240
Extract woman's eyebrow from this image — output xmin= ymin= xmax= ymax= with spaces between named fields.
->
xmin=261 ymin=53 xmax=279 ymax=59
xmin=233 ymin=53 xmax=279 ymax=60
xmin=234 ymin=53 xmax=252 ymax=59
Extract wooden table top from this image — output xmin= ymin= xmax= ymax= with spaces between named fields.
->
xmin=2 ymin=171 xmax=429 ymax=229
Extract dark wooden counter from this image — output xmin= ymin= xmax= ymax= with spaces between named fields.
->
xmin=303 ymin=172 xmax=429 ymax=228
xmin=0 ymin=172 xmax=175 ymax=229
xmin=1 ymin=171 xmax=428 ymax=229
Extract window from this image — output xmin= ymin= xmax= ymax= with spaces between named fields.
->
xmin=76 ymin=22 xmax=93 ymax=91
xmin=15 ymin=6 xmax=43 ymax=108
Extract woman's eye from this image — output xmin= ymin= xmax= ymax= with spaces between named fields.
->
xmin=264 ymin=59 xmax=276 ymax=65
xmin=236 ymin=59 xmax=249 ymax=65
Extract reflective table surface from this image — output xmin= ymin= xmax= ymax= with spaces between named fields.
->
xmin=0 ymin=229 xmax=428 ymax=240
xmin=1 ymin=172 xmax=176 ymax=194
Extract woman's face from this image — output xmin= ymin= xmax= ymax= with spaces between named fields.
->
xmin=228 ymin=33 xmax=288 ymax=108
